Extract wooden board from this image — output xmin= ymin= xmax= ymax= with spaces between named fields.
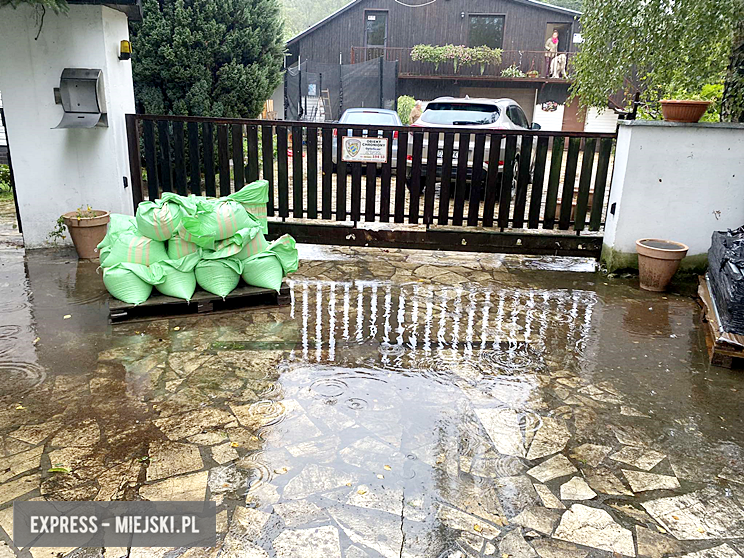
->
xmin=109 ymin=283 xmax=290 ymax=324
xmin=697 ymin=275 xmax=744 ymax=368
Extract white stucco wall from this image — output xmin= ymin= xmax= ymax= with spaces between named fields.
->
xmin=603 ymin=120 xmax=744 ymax=270
xmin=0 ymin=4 xmax=135 ymax=248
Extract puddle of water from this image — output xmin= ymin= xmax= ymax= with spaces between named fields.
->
xmin=0 ymin=245 xmax=742 ymax=557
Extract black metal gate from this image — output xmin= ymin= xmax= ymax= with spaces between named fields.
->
xmin=126 ymin=114 xmax=616 ymax=258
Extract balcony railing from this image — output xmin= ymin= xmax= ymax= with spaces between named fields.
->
xmin=351 ymin=46 xmax=574 ymax=81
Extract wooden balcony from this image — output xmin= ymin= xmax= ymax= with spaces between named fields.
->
xmin=350 ymin=46 xmax=574 ymax=82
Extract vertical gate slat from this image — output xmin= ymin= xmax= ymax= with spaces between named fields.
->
xmin=126 ymin=114 xmax=144 ymax=207
xmin=276 ymin=126 xmax=289 ymax=218
xmin=589 ymin=138 xmax=614 ymax=231
xmin=437 ymin=132 xmax=456 ymax=225
xmin=203 ymin=122 xmax=216 ymax=197
xmin=350 ymin=129 xmax=363 ymax=222
xmin=172 ymin=121 xmax=187 ymax=196
xmin=394 ymin=131 xmax=408 ymax=223
xmin=292 ymin=126 xmax=303 ymax=218
xmin=307 ymin=126 xmax=318 ymax=219
xmin=231 ymin=124 xmax=244 ymax=193
xmin=321 ymin=127 xmax=333 ymax=219
xmin=336 ymin=127 xmax=348 ymax=221
xmin=261 ymin=125 xmax=275 ymax=216
xmin=364 ymin=128 xmax=378 ymax=221
xmin=467 ymin=134 xmax=486 ymax=227
xmin=558 ymin=137 xmax=581 ymax=230
xmin=157 ymin=120 xmax=173 ymax=194
xmin=497 ymin=135 xmax=518 ymax=229
xmin=573 ymin=138 xmax=597 ymax=232
xmin=217 ymin=124 xmax=230 ymax=196
xmin=527 ymin=136 xmax=549 ymax=229
xmin=511 ymin=134 xmax=533 ymax=228
xmin=379 ymin=129 xmax=393 ymax=222
xmin=187 ymin=122 xmax=201 ymax=195
xmin=142 ymin=120 xmax=159 ymax=200
xmin=423 ymin=131 xmax=439 ymax=224
xmin=246 ymin=125 xmax=259 ymax=183
xmin=543 ymin=136 xmax=565 ymax=229
xmin=408 ymin=131 xmax=424 ymax=224
xmin=452 ymin=133 xmax=470 ymax=226
xmin=481 ymin=133 xmax=502 ymax=228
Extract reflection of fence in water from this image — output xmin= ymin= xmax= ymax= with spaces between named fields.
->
xmin=288 ymin=280 xmax=596 ymax=367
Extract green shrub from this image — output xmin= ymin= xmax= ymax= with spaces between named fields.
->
xmin=397 ymin=95 xmax=416 ymax=125
xmin=0 ymin=164 xmax=12 ymax=200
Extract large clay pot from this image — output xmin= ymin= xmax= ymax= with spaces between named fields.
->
xmin=62 ymin=210 xmax=110 ymax=260
xmin=635 ymin=238 xmax=689 ymax=292
xmin=660 ymin=100 xmax=711 ymax=123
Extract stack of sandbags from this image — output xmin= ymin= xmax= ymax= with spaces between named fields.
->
xmin=97 ymin=181 xmax=298 ymax=305
xmin=708 ymin=227 xmax=744 ymax=334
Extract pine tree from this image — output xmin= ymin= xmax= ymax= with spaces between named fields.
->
xmin=130 ymin=0 xmax=284 ymax=118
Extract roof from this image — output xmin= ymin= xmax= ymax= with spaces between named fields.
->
xmin=67 ymin=0 xmax=143 ymax=21
xmin=286 ymin=0 xmax=581 ymax=46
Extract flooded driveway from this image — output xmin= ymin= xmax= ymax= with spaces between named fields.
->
xmin=0 ymin=239 xmax=743 ymax=558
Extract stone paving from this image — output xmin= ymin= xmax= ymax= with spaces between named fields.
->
xmin=0 ymin=243 xmax=743 ymax=558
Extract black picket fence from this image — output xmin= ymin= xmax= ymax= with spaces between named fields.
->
xmin=126 ymin=114 xmax=616 ymax=256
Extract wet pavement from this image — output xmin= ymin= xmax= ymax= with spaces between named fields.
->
xmin=1 ymin=230 xmax=744 ymax=558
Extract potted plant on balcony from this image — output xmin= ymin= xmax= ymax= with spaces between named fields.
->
xmin=49 ymin=205 xmax=110 ymax=260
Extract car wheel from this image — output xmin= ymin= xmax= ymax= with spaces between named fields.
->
xmin=511 ymin=155 xmax=520 ymax=197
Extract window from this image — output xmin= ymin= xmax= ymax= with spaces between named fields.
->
xmin=506 ymin=105 xmax=530 ymax=128
xmin=420 ymin=102 xmax=500 ymax=126
xmin=365 ymin=11 xmax=388 ymax=46
xmin=469 ymin=15 xmax=505 ymax=49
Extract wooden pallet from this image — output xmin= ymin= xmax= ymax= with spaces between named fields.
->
xmin=109 ymin=283 xmax=290 ymax=324
xmin=697 ymin=275 xmax=744 ymax=368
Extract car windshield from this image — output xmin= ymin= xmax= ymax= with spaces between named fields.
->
xmin=342 ymin=112 xmax=398 ymax=125
xmin=420 ymin=103 xmax=500 ymax=125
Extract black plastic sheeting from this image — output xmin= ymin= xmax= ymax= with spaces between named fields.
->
xmin=708 ymin=227 xmax=744 ymax=335
xmin=285 ymin=57 xmax=398 ymax=121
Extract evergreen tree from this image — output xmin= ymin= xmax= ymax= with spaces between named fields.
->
xmin=130 ymin=0 xmax=284 ymax=117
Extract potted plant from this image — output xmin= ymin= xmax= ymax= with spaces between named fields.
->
xmin=659 ymin=89 xmax=719 ymax=123
xmin=49 ymin=205 xmax=110 ymax=259
xmin=635 ymin=238 xmax=689 ymax=292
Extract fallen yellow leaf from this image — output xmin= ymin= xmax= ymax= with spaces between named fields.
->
xmin=377 ymin=474 xmax=384 ymax=479
xmin=384 ymin=465 xmax=392 ymax=470
xmin=474 ymin=524 xmax=482 ymax=533
xmin=63 ymin=315 xmax=71 ymax=320
xmin=174 ymin=326 xmax=180 ymax=331
xmin=357 ymin=488 xmax=368 ymax=495
xmin=230 ymin=442 xmax=239 ymax=448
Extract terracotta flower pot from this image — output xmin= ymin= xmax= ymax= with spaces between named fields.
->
xmin=62 ymin=210 xmax=110 ymax=260
xmin=660 ymin=100 xmax=711 ymax=123
xmin=635 ymin=238 xmax=689 ymax=292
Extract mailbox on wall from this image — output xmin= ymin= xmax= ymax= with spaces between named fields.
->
xmin=53 ymin=68 xmax=108 ymax=129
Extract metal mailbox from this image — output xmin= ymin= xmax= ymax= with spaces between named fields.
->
xmin=53 ymin=68 xmax=108 ymax=129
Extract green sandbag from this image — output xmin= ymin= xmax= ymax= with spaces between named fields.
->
xmin=99 ymin=231 xmax=168 ymax=268
xmin=167 ymin=236 xmax=200 ymax=259
xmin=136 ymin=192 xmax=197 ymax=241
xmin=150 ymin=251 xmax=201 ymax=301
xmin=241 ymin=252 xmax=284 ymax=292
xmin=102 ymin=262 xmax=165 ymax=304
xmin=267 ymin=234 xmax=299 ymax=274
xmin=202 ymin=225 xmax=267 ymax=260
xmin=195 ymin=257 xmax=243 ymax=298
xmin=97 ymin=214 xmax=138 ymax=251
xmin=179 ymin=199 xmax=256 ymax=249
xmin=228 ymin=180 xmax=269 ymax=234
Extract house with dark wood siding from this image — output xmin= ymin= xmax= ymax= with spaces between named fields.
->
xmin=285 ymin=0 xmax=618 ymax=132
